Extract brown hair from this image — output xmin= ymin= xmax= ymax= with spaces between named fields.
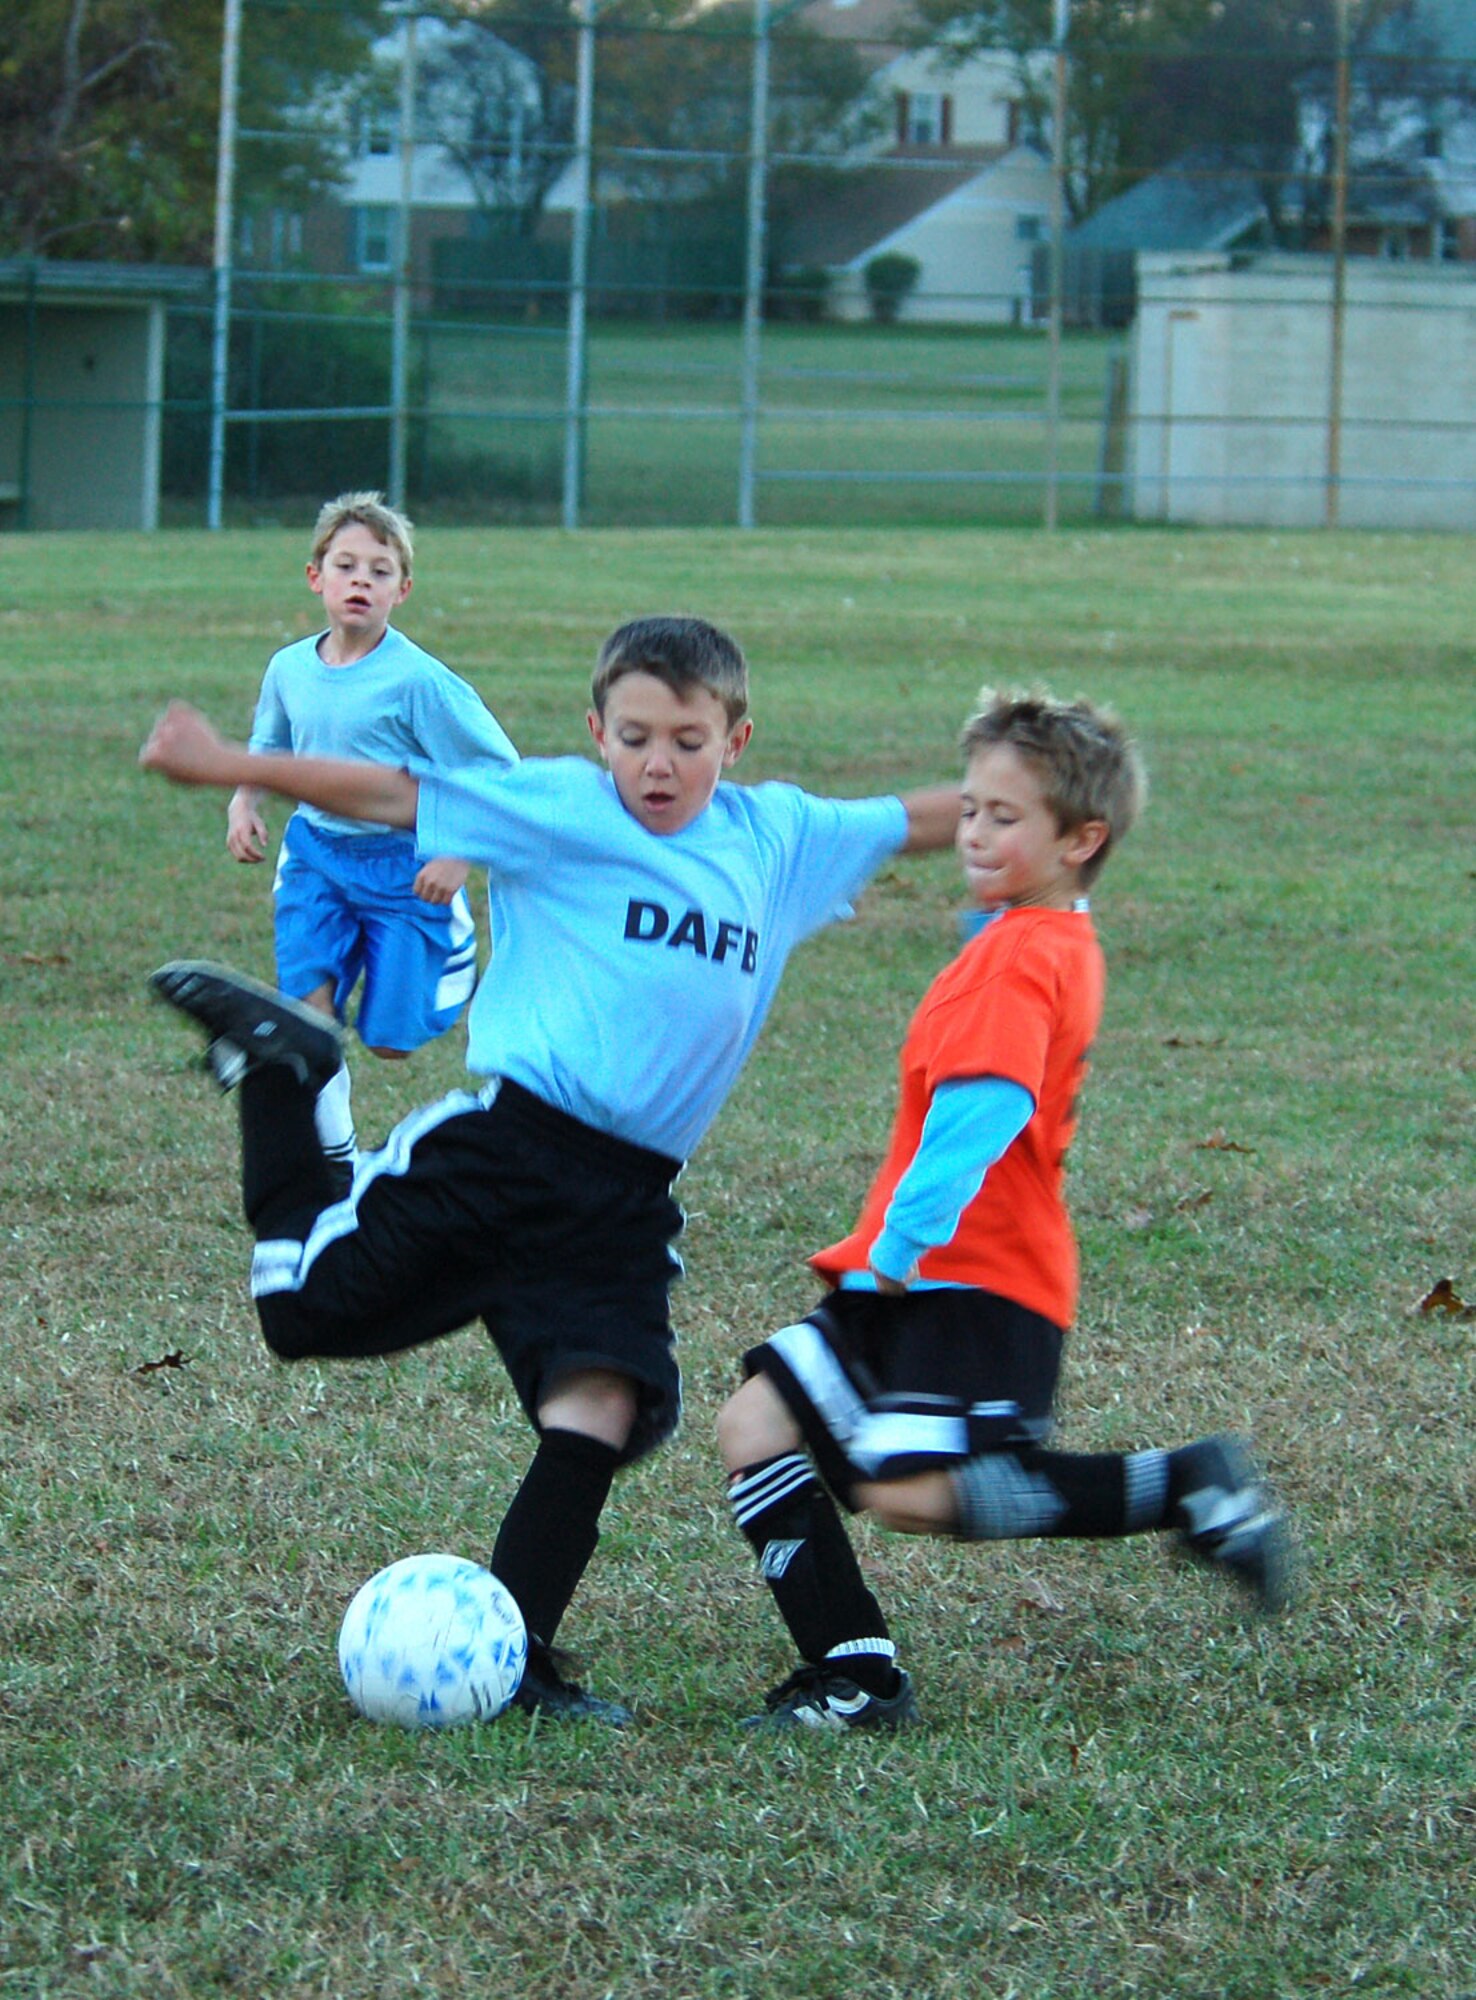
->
xmin=591 ymin=615 xmax=749 ymax=726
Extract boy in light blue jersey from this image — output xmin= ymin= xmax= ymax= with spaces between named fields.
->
xmin=227 ymin=492 xmax=517 ymax=1179
xmin=140 ymin=616 xmax=961 ymax=1725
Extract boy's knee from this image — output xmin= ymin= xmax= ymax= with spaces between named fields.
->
xmin=538 ymin=1368 xmax=639 ymax=1453
xmin=716 ymin=1372 xmax=797 ymax=1473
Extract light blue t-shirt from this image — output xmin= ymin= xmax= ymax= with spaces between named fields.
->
xmin=415 ymin=757 xmax=908 ymax=1161
xmin=250 ymin=626 xmax=518 ymax=837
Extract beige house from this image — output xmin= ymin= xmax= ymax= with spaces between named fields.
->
xmin=785 ymin=0 xmax=1054 ymax=323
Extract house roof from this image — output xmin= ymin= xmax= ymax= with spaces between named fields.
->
xmin=785 ymin=0 xmax=910 ymax=61
xmin=777 ymin=150 xmax=1011 ymax=267
xmin=0 ymin=258 xmax=206 ymax=304
xmin=1071 ymin=143 xmax=1445 ymax=254
xmin=1068 ymin=157 xmax=1267 ymax=253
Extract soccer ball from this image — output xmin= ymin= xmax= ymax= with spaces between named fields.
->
xmin=338 ymin=1553 xmax=527 ymax=1729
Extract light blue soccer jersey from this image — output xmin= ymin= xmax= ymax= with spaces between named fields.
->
xmin=250 ymin=627 xmax=517 ymax=837
xmin=415 ymin=757 xmax=908 ymax=1161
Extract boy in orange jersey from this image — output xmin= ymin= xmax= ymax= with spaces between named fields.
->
xmin=718 ymin=689 xmax=1291 ymax=1732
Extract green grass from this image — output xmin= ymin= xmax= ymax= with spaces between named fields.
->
xmin=1 ymin=524 xmax=1473 ymax=1997
xmin=410 ymin=320 xmax=1117 ymax=529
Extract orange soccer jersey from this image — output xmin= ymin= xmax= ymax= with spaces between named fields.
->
xmin=810 ymin=906 xmax=1104 ymax=1329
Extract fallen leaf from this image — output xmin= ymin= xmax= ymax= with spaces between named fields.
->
xmin=1123 ymin=1207 xmax=1156 ymax=1231
xmin=1018 ymin=1578 xmax=1066 ymax=1614
xmin=1163 ymin=1034 xmax=1224 ymax=1049
xmin=133 ymin=1350 xmax=191 ymax=1375
xmin=1174 ymin=1188 xmax=1214 ymax=1211
xmin=1195 ymin=1131 xmax=1254 ymax=1154
xmin=1416 ymin=1278 xmax=1473 ymax=1319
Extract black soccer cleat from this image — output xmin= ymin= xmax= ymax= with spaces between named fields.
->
xmin=150 ymin=960 xmax=343 ymax=1094
xmin=1172 ymin=1434 xmax=1293 ymax=1616
xmin=512 ymin=1639 xmax=633 ymax=1728
xmin=741 ymin=1663 xmax=919 ymax=1734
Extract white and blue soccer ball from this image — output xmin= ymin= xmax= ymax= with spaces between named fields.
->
xmin=338 ymin=1553 xmax=527 ymax=1729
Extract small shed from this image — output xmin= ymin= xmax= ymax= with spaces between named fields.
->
xmin=1127 ymin=252 xmax=1476 ymax=530
xmin=0 ymin=260 xmax=205 ymax=531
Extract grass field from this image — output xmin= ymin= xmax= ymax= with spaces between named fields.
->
xmin=1 ymin=524 xmax=1472 ymax=1998
xmin=212 ymin=320 xmax=1116 ymax=532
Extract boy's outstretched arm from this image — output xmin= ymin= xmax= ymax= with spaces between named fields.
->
xmin=140 ymin=700 xmax=419 ymax=829
xmin=898 ymin=784 xmax=962 ymax=853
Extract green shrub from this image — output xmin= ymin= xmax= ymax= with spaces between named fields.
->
xmin=863 ymin=251 xmax=921 ymax=324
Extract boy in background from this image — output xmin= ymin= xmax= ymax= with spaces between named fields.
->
xmin=718 ymin=689 xmax=1291 ymax=1733
xmin=139 ymin=616 xmax=960 ymax=1725
xmin=228 ymin=491 xmax=517 ymax=1180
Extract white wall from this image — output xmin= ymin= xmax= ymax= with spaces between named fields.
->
xmin=1129 ymin=254 xmax=1476 ymax=529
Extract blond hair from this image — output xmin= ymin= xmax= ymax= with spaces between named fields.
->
xmin=310 ymin=491 xmax=414 ymax=578
xmin=961 ymin=688 xmax=1145 ymax=887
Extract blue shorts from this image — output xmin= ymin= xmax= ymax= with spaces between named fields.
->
xmin=273 ymin=816 xmax=478 ymax=1052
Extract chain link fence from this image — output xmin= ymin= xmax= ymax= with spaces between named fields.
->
xmin=5 ymin=0 xmax=1476 ymax=531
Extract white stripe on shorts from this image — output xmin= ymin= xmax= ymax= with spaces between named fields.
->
xmin=249 ymin=1087 xmax=484 ymax=1300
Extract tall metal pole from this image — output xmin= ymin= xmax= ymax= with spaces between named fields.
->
xmin=562 ymin=0 xmax=596 ymax=531
xmin=1043 ymin=0 xmax=1069 ymax=531
xmin=389 ymin=6 xmax=418 ymax=510
xmin=737 ymin=0 xmax=772 ymax=530
xmin=208 ymin=0 xmax=243 ymax=531
xmin=1325 ymin=0 xmax=1351 ymax=528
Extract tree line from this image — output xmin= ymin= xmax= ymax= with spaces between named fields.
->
xmin=3 ymin=0 xmax=1468 ymax=267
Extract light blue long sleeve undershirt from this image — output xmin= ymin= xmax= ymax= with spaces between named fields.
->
xmin=845 ymin=1075 xmax=1035 ymax=1290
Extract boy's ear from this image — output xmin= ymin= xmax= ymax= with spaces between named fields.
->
xmin=395 ymin=574 xmax=413 ymax=605
xmin=586 ymin=708 xmax=606 ymax=758
xmin=1066 ymin=819 xmax=1109 ymax=869
xmin=723 ymin=719 xmax=754 ymax=766
xmin=306 ymin=561 xmax=324 ymax=597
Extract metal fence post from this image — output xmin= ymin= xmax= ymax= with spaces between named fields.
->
xmin=1326 ymin=0 xmax=1351 ymax=529
xmin=562 ymin=0 xmax=597 ymax=532
xmin=208 ymin=0 xmax=243 ymax=531
xmin=1044 ymin=0 xmax=1069 ymax=532
xmin=738 ymin=0 xmax=772 ymax=530
xmin=389 ymin=5 xmax=419 ymax=511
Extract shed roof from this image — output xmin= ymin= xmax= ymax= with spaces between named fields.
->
xmin=0 ymin=259 xmax=206 ymax=305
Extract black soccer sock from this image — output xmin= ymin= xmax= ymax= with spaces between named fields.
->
xmin=952 ymin=1446 xmax=1172 ymax=1542
xmin=239 ymin=1065 xmax=341 ymax=1242
xmin=491 ymin=1428 xmax=621 ymax=1649
xmin=728 ymin=1453 xmax=898 ymax=1697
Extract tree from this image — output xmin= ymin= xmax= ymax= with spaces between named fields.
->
xmin=1 ymin=0 xmax=381 ymax=264
xmin=899 ymin=0 xmax=1472 ymax=237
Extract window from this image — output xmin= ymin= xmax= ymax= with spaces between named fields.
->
xmin=359 ymin=109 xmax=396 ymax=159
xmin=895 ymin=90 xmax=953 ymax=147
xmin=355 ymin=206 xmax=395 ymax=273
